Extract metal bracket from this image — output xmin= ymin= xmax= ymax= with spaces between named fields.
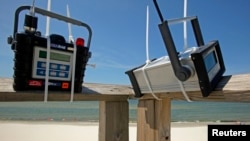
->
xmin=153 ymin=0 xmax=204 ymax=81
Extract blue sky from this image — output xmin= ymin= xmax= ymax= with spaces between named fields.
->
xmin=1 ymin=0 xmax=250 ymax=85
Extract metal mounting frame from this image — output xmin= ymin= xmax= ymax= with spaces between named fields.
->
xmin=153 ymin=0 xmax=204 ymax=81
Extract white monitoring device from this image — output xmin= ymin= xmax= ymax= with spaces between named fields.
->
xmin=126 ymin=0 xmax=225 ymax=97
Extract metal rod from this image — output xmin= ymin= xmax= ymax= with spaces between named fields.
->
xmin=145 ymin=5 xmax=150 ymax=63
xmin=183 ymin=0 xmax=188 ymax=50
xmin=44 ymin=36 xmax=50 ymax=102
xmin=45 ymin=0 xmax=51 ymax=36
xmin=70 ymin=41 xmax=77 ymax=102
xmin=153 ymin=0 xmax=164 ymax=22
xmin=167 ymin=16 xmax=196 ymax=25
xmin=66 ymin=4 xmax=76 ymax=102
xmin=191 ymin=18 xmax=204 ymax=46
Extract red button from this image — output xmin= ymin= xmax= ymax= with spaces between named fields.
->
xmin=62 ymin=82 xmax=69 ymax=89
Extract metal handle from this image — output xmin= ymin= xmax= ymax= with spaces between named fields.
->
xmin=13 ymin=5 xmax=92 ymax=48
xmin=152 ymin=0 xmax=191 ymax=81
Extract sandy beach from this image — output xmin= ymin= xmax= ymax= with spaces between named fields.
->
xmin=0 ymin=121 xmax=214 ymax=141
xmin=1 ymin=121 xmax=248 ymax=141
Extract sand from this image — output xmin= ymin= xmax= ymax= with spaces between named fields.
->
xmin=0 ymin=121 xmax=217 ymax=141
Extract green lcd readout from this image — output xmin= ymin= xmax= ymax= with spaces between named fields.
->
xmin=39 ymin=50 xmax=71 ymax=62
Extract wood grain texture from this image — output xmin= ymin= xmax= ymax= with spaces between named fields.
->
xmin=141 ymin=74 xmax=250 ymax=102
xmin=1 ymin=73 xmax=250 ymax=102
xmin=99 ymin=101 xmax=129 ymax=141
xmin=0 ymin=78 xmax=133 ymax=101
xmin=137 ymin=98 xmax=171 ymax=141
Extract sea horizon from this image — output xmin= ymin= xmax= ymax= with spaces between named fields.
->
xmin=0 ymin=100 xmax=249 ymax=122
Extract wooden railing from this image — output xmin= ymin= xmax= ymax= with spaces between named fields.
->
xmin=1 ymin=73 xmax=250 ymax=141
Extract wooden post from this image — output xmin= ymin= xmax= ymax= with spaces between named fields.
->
xmin=99 ymin=100 xmax=129 ymax=141
xmin=137 ymin=98 xmax=171 ymax=141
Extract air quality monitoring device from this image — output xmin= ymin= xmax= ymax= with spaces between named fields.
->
xmin=126 ymin=0 xmax=225 ymax=98
xmin=8 ymin=5 xmax=92 ymax=92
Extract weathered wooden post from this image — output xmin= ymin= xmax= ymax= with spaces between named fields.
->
xmin=137 ymin=97 xmax=171 ymax=141
xmin=99 ymin=100 xmax=129 ymax=141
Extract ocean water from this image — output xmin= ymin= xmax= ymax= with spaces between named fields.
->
xmin=0 ymin=100 xmax=249 ymax=122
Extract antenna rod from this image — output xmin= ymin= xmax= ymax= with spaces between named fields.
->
xmin=30 ymin=0 xmax=35 ymax=16
xmin=66 ymin=4 xmax=76 ymax=102
xmin=183 ymin=0 xmax=188 ymax=50
xmin=67 ymin=4 xmax=73 ymax=42
xmin=45 ymin=0 xmax=51 ymax=36
xmin=44 ymin=0 xmax=51 ymax=102
xmin=146 ymin=5 xmax=150 ymax=64
xmin=153 ymin=0 xmax=164 ymax=22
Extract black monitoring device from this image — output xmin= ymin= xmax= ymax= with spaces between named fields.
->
xmin=126 ymin=0 xmax=225 ymax=97
xmin=7 ymin=6 xmax=92 ymax=92
xmin=191 ymin=40 xmax=225 ymax=97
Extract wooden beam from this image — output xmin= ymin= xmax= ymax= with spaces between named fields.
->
xmin=1 ymin=74 xmax=250 ymax=141
xmin=0 ymin=78 xmax=133 ymax=101
xmin=1 ymin=73 xmax=250 ymax=102
xmin=0 ymin=78 xmax=131 ymax=141
xmin=0 ymin=92 xmax=130 ymax=102
xmin=140 ymin=74 xmax=250 ymax=102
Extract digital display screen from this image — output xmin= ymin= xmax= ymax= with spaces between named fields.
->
xmin=204 ymin=51 xmax=217 ymax=72
xmin=39 ymin=50 xmax=71 ymax=62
